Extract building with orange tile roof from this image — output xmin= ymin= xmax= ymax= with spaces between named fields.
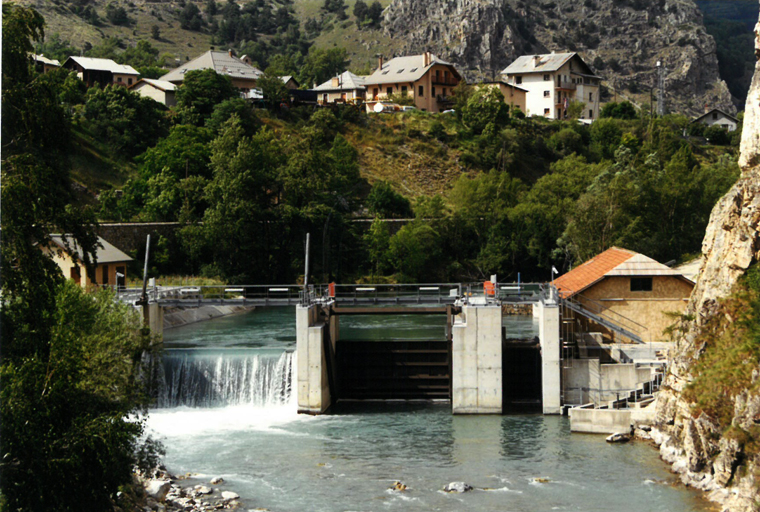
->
xmin=556 ymin=247 xmax=694 ymax=342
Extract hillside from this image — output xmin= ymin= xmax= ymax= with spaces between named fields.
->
xmin=12 ymin=0 xmax=744 ymax=116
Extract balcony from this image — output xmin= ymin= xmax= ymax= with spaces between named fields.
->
xmin=437 ymin=94 xmax=455 ymax=104
xmin=556 ymin=82 xmax=576 ymax=91
xmin=431 ymin=76 xmax=459 ymax=86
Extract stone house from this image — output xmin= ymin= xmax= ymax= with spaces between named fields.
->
xmin=692 ymin=108 xmax=739 ymax=132
xmin=129 ymin=78 xmax=177 ymax=107
xmin=160 ymin=50 xmax=263 ymax=94
xmin=42 ymin=235 xmax=132 ymax=289
xmin=363 ymin=52 xmax=462 ymax=113
xmin=554 ymin=247 xmax=694 ymax=343
xmin=501 ymin=52 xmax=601 ymax=121
xmin=62 ymin=56 xmax=139 ymax=88
xmin=312 ymin=71 xmax=367 ymax=105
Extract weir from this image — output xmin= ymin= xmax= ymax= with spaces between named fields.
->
xmin=295 ymin=284 xmax=563 ymax=416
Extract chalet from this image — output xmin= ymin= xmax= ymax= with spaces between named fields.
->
xmin=62 ymin=56 xmax=139 ymax=88
xmin=363 ymin=52 xmax=462 ymax=113
xmin=554 ymin=247 xmax=694 ymax=343
xmin=129 ymin=78 xmax=177 ymax=107
xmin=160 ymin=50 xmax=263 ymax=94
xmin=479 ymin=81 xmax=528 ymax=113
xmin=313 ymin=71 xmax=367 ymax=105
xmin=692 ymin=108 xmax=739 ymax=132
xmin=42 ymin=235 xmax=133 ymax=289
xmin=501 ymin=52 xmax=601 ymax=121
xmin=33 ymin=54 xmax=60 ymax=74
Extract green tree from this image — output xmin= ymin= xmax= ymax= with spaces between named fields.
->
xmin=258 ymin=74 xmax=291 ymax=110
xmin=151 ymin=24 xmax=161 ymax=39
xmin=461 ymin=86 xmax=510 ymax=135
xmin=119 ymin=40 xmax=159 ymax=68
xmin=175 ymin=68 xmax=238 ymax=125
xmin=388 ymin=222 xmax=441 ymax=281
xmin=364 ymin=217 xmax=391 ymax=275
xmin=298 ymin=47 xmax=349 ymax=89
xmin=590 ymin=117 xmax=623 ymax=160
xmin=601 ymin=100 xmax=638 ymax=120
xmin=366 ymin=181 xmax=412 ymax=218
xmin=206 ymin=97 xmax=259 ymax=135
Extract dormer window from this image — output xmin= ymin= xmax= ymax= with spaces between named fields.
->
xmin=397 ymin=68 xmax=404 ymax=73
xmin=382 ymin=70 xmax=389 ymax=75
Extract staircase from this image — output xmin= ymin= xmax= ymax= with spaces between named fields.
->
xmin=561 ymin=294 xmax=648 ymax=344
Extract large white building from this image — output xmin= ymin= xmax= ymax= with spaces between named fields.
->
xmin=501 ymin=52 xmax=601 ymax=121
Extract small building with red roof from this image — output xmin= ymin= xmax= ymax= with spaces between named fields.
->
xmin=555 ymin=247 xmax=694 ymax=342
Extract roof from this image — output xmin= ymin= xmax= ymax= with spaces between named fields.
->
xmin=50 ymin=235 xmax=132 ymax=264
xmin=554 ymin=247 xmax=690 ymax=297
xmin=63 ymin=56 xmax=139 ymax=75
xmin=554 ymin=247 xmax=636 ymax=298
xmin=692 ymin=108 xmax=738 ymax=124
xmin=130 ymin=78 xmax=177 ymax=92
xmin=160 ymin=50 xmax=263 ymax=83
xmin=280 ymin=75 xmax=298 ymax=84
xmin=675 ymin=258 xmax=701 ymax=283
xmin=501 ymin=52 xmax=597 ymax=77
xmin=479 ymin=80 xmax=529 ymax=93
xmin=313 ymin=71 xmax=367 ymax=91
xmin=34 ymin=54 xmax=60 ymax=66
xmin=364 ymin=54 xmax=460 ymax=86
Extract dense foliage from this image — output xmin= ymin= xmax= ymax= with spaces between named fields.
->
xmin=1 ymin=6 xmax=160 ymax=510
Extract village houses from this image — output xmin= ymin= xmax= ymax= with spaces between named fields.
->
xmin=502 ymin=52 xmax=601 ymax=121
xmin=129 ymin=78 xmax=178 ymax=107
xmin=160 ymin=49 xmax=263 ymax=94
xmin=42 ymin=235 xmax=133 ymax=289
xmin=692 ymin=107 xmax=739 ymax=132
xmin=313 ymin=71 xmax=367 ymax=105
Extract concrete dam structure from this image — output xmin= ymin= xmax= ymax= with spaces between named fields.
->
xmin=296 ymin=289 xmax=561 ymax=416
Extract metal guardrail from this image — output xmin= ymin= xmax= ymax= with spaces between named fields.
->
xmin=561 ymin=292 xmax=648 ymax=344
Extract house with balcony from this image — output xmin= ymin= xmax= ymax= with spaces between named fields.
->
xmin=501 ymin=52 xmax=601 ymax=121
xmin=62 ymin=56 xmax=140 ymax=88
xmin=479 ymin=80 xmax=528 ymax=113
xmin=312 ymin=71 xmax=367 ymax=105
xmin=363 ymin=52 xmax=462 ymax=113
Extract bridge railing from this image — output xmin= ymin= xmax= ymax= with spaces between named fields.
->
xmin=314 ymin=283 xmax=463 ymax=305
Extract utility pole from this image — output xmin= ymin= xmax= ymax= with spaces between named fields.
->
xmin=303 ymin=233 xmax=310 ymax=296
xmin=656 ymin=60 xmax=666 ymax=117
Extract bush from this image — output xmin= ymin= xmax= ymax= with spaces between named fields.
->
xmin=704 ymin=125 xmax=731 ymax=145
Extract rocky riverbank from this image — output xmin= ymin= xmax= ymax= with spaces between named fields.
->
xmin=117 ymin=468 xmax=246 ymax=512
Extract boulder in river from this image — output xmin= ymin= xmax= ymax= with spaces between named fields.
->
xmin=443 ymin=482 xmax=473 ymax=493
xmin=210 ymin=477 xmax=224 ymax=485
xmin=606 ymin=432 xmax=632 ymax=443
xmin=389 ymin=481 xmax=407 ymax=491
xmin=221 ymin=490 xmax=240 ymax=500
xmin=195 ymin=485 xmax=212 ymax=494
xmin=144 ymin=479 xmax=171 ymax=501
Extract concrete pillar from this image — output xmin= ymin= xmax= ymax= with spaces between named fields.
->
xmin=452 ymin=304 xmax=502 ymax=414
xmin=141 ymin=302 xmax=164 ymax=337
xmin=538 ymin=300 xmax=561 ymax=414
xmin=296 ymin=304 xmax=331 ymax=414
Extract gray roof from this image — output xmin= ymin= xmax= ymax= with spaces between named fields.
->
xmin=160 ymin=51 xmax=263 ymax=83
xmin=131 ymin=78 xmax=177 ymax=92
xmin=364 ymin=54 xmax=460 ymax=86
xmin=605 ymin=254 xmax=683 ymax=277
xmin=479 ymin=80 xmax=529 ymax=93
xmin=50 ymin=235 xmax=132 ymax=264
xmin=34 ymin=54 xmax=60 ymax=66
xmin=280 ymin=75 xmax=297 ymax=84
xmin=64 ymin=56 xmax=139 ymax=75
xmin=313 ymin=71 xmax=367 ymax=92
xmin=692 ymin=108 xmax=738 ymax=124
xmin=501 ymin=52 xmax=592 ymax=75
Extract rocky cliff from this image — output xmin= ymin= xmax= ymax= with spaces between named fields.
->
xmin=383 ymin=0 xmax=734 ymax=116
xmin=652 ymin=6 xmax=760 ymax=511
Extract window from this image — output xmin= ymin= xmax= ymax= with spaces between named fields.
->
xmin=117 ymin=76 xmax=122 ymax=82
xmin=87 ymin=267 xmax=97 ymax=285
xmin=401 ymin=85 xmax=407 ymax=94
xmin=543 ymin=90 xmax=550 ymax=97
xmin=128 ymin=78 xmax=133 ymax=85
xmin=712 ymin=112 xmax=718 ymax=120
xmin=442 ymin=88 xmax=446 ymax=96
xmin=386 ymin=87 xmax=393 ymax=96
xmin=589 ymin=109 xmax=593 ymax=119
xmin=543 ymin=74 xmax=550 ymax=81
xmin=418 ymin=85 xmax=424 ymax=97
xmin=373 ymin=88 xmax=379 ymax=99
xmin=432 ymin=86 xmax=436 ymax=97
xmin=444 ymin=71 xmax=449 ymax=81
xmin=102 ymin=264 xmax=109 ymax=285
xmin=588 ymin=92 xmax=593 ymax=101
xmin=544 ymin=108 xmax=550 ymax=116
xmin=70 ymin=266 xmax=81 ymax=285
xmin=630 ymin=277 xmax=653 ymax=292
xmin=515 ymin=76 xmax=522 ymax=85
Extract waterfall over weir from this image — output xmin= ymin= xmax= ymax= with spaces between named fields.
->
xmin=158 ymin=350 xmax=295 ymax=408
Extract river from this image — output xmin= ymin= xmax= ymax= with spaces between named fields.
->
xmin=146 ymin=307 xmax=711 ymax=512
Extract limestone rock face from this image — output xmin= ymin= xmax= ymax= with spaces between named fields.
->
xmin=382 ymin=0 xmax=733 ymax=115
xmin=652 ymin=5 xmax=760 ymax=510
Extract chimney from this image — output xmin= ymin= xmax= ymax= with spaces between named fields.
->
xmin=228 ymin=49 xmax=234 ymax=58
xmin=423 ymin=51 xmax=431 ymax=67
xmin=378 ymin=55 xmax=384 ymax=71
xmin=533 ymin=55 xmax=541 ymax=68
xmin=332 ymin=77 xmax=340 ymax=87
xmin=704 ymin=104 xmax=711 ymax=114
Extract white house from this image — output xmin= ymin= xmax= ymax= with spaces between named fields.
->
xmin=501 ymin=52 xmax=601 ymax=121
xmin=129 ymin=78 xmax=177 ymax=107
xmin=312 ymin=71 xmax=367 ymax=105
xmin=692 ymin=108 xmax=739 ymax=132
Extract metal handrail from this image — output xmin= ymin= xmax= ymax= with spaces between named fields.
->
xmin=565 ymin=292 xmax=648 ymax=336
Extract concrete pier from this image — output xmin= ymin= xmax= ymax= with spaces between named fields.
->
xmin=537 ymin=297 xmax=561 ymax=414
xmin=296 ymin=304 xmax=335 ymax=414
xmin=451 ymin=304 xmax=503 ymax=414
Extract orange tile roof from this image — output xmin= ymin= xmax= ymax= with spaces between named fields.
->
xmin=554 ymin=247 xmax=636 ymax=298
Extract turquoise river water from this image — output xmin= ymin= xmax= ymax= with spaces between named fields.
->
xmin=146 ymin=308 xmax=711 ymax=512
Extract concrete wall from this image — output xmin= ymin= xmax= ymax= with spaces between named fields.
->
xmin=538 ymin=300 xmax=561 ymax=414
xmin=563 ymin=358 xmax=602 ymax=405
xmin=451 ymin=304 xmax=502 ymax=414
xmin=569 ymin=408 xmax=632 ymax=434
xmin=296 ymin=305 xmax=331 ymax=414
